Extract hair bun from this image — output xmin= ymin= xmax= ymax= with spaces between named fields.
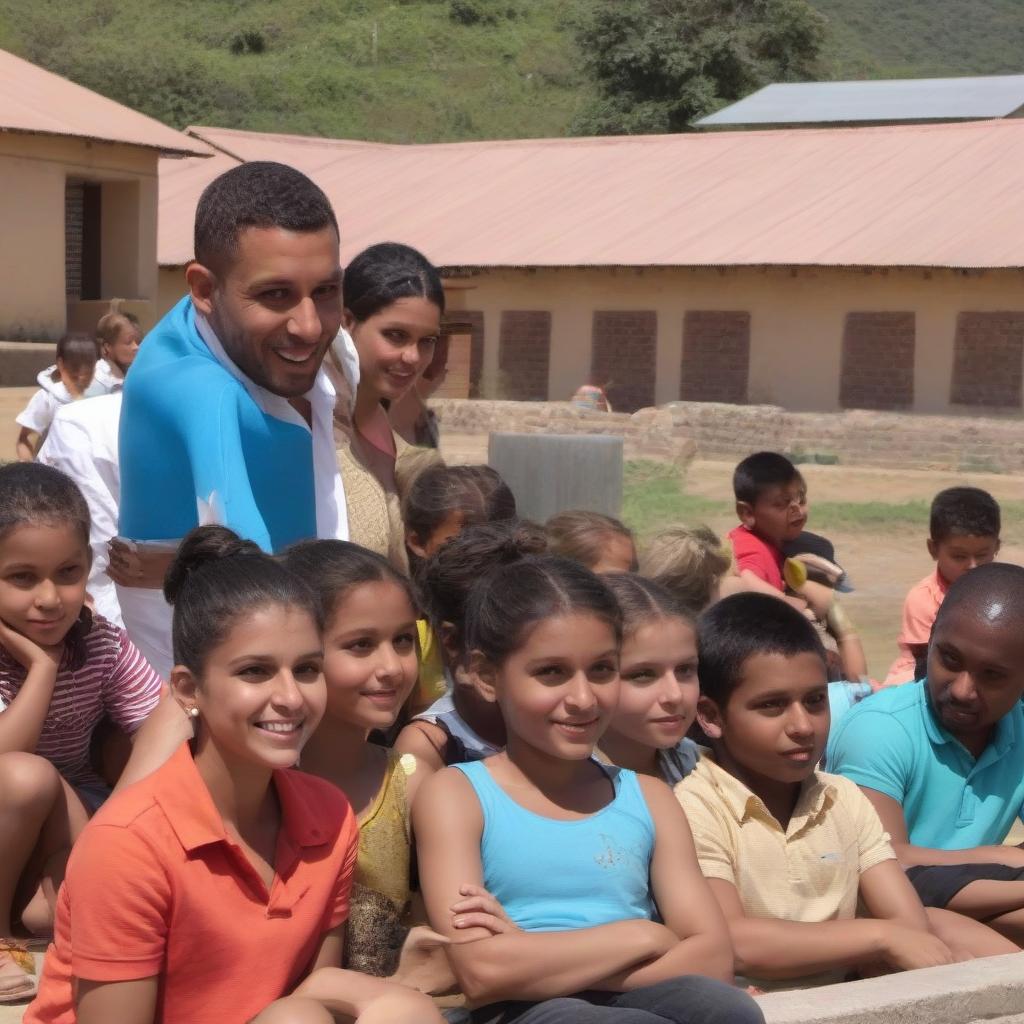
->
xmin=505 ymin=521 xmax=548 ymax=560
xmin=163 ymin=525 xmax=262 ymax=604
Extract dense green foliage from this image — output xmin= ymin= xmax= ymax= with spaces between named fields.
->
xmin=0 ymin=0 xmax=1020 ymax=142
xmin=570 ymin=0 xmax=827 ymax=135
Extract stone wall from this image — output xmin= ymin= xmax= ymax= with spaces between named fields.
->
xmin=431 ymin=397 xmax=1024 ymax=474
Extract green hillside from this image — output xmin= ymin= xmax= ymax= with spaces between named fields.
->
xmin=0 ymin=0 xmax=1021 ymax=143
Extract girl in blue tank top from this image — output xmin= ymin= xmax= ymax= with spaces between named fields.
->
xmin=414 ymin=556 xmax=763 ymax=1024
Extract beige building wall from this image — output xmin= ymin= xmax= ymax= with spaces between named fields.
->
xmin=0 ymin=134 xmax=160 ymax=340
xmin=460 ymin=265 xmax=1024 ymax=415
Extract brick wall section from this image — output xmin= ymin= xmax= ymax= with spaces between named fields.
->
xmin=950 ymin=312 xmax=1024 ymax=409
xmin=499 ymin=310 xmax=551 ymax=401
xmin=591 ymin=310 xmax=657 ymax=413
xmin=462 ymin=310 xmax=485 ymax=398
xmin=840 ymin=312 xmax=915 ymax=410
xmin=680 ymin=311 xmax=750 ymax=403
xmin=65 ymin=180 xmax=83 ymax=300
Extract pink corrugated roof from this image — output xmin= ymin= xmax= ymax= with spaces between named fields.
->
xmin=159 ymin=119 xmax=1024 ymax=269
xmin=0 ymin=48 xmax=210 ymax=157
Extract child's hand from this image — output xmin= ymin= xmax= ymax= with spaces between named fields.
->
xmin=451 ymin=883 xmax=520 ymax=935
xmin=0 ymin=618 xmax=63 ymax=673
xmin=878 ymin=923 xmax=956 ymax=971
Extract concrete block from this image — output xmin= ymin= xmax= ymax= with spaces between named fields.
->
xmin=0 ymin=342 xmax=56 ymax=387
xmin=488 ymin=432 xmax=623 ymax=523
xmin=757 ymin=953 xmax=1024 ymax=1024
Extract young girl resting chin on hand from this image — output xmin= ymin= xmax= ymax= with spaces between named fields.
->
xmin=25 ymin=526 xmax=442 ymax=1024
xmin=413 ymin=554 xmax=765 ymax=1024
xmin=0 ymin=464 xmax=161 ymax=1004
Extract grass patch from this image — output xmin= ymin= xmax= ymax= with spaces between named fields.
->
xmin=622 ymin=460 xmax=1024 ymax=540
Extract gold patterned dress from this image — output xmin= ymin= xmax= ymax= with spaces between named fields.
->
xmin=343 ymin=751 xmax=417 ymax=976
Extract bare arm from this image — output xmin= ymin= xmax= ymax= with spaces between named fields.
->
xmin=706 ymin=876 xmax=953 ymax=980
xmin=76 ymin=977 xmax=158 ymax=1024
xmin=602 ymin=778 xmax=734 ymax=989
xmin=863 ymin=788 xmax=1024 ymax=869
xmin=0 ymin=620 xmax=60 ymax=754
xmin=737 ymin=570 xmax=810 ymax=613
xmin=394 ymin=720 xmax=447 ymax=774
xmin=412 ymin=768 xmax=673 ymax=1005
xmin=16 ymin=427 xmax=36 ymax=463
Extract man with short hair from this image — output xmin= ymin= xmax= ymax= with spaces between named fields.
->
xmin=118 ymin=161 xmax=354 ymax=676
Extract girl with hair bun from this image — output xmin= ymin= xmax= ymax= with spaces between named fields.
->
xmin=0 ymin=463 xmax=161 ymax=1004
xmin=332 ymin=243 xmax=446 ymax=572
xmin=413 ymin=555 xmax=762 ymax=1024
xmin=26 ymin=525 xmax=443 ymax=1024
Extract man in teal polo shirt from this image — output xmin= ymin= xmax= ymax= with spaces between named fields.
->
xmin=829 ymin=562 xmax=1024 ymax=944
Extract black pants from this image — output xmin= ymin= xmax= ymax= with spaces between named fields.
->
xmin=470 ymin=976 xmax=764 ymax=1024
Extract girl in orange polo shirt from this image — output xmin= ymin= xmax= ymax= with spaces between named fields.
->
xmin=26 ymin=526 xmax=442 ymax=1024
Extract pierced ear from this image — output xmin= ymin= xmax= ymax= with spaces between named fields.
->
xmin=407 ymin=532 xmax=429 ymax=559
xmin=736 ymin=501 xmax=755 ymax=529
xmin=696 ymin=695 xmax=725 ymax=741
xmin=169 ymin=665 xmax=200 ymax=714
xmin=467 ymin=650 xmax=499 ymax=706
xmin=185 ymin=262 xmax=217 ymax=317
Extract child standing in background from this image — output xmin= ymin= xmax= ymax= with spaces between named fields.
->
xmin=885 ymin=487 xmax=1000 ymax=686
xmin=92 ymin=308 xmax=141 ymax=392
xmin=15 ymin=335 xmax=99 ymax=462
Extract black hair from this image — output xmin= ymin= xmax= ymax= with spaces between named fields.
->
xmin=193 ymin=162 xmax=339 ymax=273
xmin=545 ymin=510 xmax=636 ymax=571
xmin=933 ymin=561 xmax=1024 ymax=633
xmin=281 ymin=539 xmax=415 ymax=622
xmin=164 ymin=525 xmax=322 ymax=675
xmin=403 ymin=464 xmax=516 ymax=548
xmin=465 ymin=555 xmax=622 ymax=667
xmin=0 ymin=462 xmax=93 ymax=669
xmin=733 ymin=451 xmax=802 ymax=506
xmin=343 ymin=242 xmax=445 ymax=322
xmin=50 ymin=333 xmax=99 ymax=382
xmin=697 ymin=592 xmax=826 ymax=707
xmin=416 ymin=520 xmax=547 ymax=652
xmin=602 ymin=572 xmax=695 ymax=636
xmin=929 ymin=486 xmax=1001 ymax=543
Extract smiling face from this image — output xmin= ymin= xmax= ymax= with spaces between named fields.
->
xmin=481 ymin=612 xmax=620 ymax=761
xmin=739 ymin=477 xmax=808 ymax=549
xmin=926 ymin=602 xmax=1024 ymax=754
xmin=698 ymin=650 xmax=830 ymax=789
xmin=345 ymin=296 xmax=440 ymax=405
xmin=181 ymin=602 xmax=326 ymax=771
xmin=321 ymin=580 xmax=420 ymax=733
xmin=188 ymin=225 xmax=343 ymax=398
xmin=0 ymin=522 xmax=89 ymax=650
xmin=606 ymin=617 xmax=698 ymax=753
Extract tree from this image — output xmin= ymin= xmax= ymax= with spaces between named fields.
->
xmin=570 ymin=0 xmax=829 ymax=135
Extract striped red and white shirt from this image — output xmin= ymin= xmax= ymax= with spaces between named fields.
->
xmin=0 ymin=616 xmax=162 ymax=788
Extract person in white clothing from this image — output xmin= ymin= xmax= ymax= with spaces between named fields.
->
xmin=36 ymin=393 xmax=124 ymax=629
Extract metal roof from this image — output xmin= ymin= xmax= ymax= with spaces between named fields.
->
xmin=697 ymin=75 xmax=1024 ymax=127
xmin=158 ymin=118 xmax=1024 ymax=271
xmin=0 ymin=47 xmax=211 ymax=157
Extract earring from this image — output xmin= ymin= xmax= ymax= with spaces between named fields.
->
xmin=188 ymin=706 xmax=200 ymax=719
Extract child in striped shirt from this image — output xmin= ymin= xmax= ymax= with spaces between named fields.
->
xmin=0 ymin=463 xmax=162 ymax=1004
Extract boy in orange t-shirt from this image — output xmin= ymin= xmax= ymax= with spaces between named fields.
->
xmin=885 ymin=487 xmax=1000 ymax=685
